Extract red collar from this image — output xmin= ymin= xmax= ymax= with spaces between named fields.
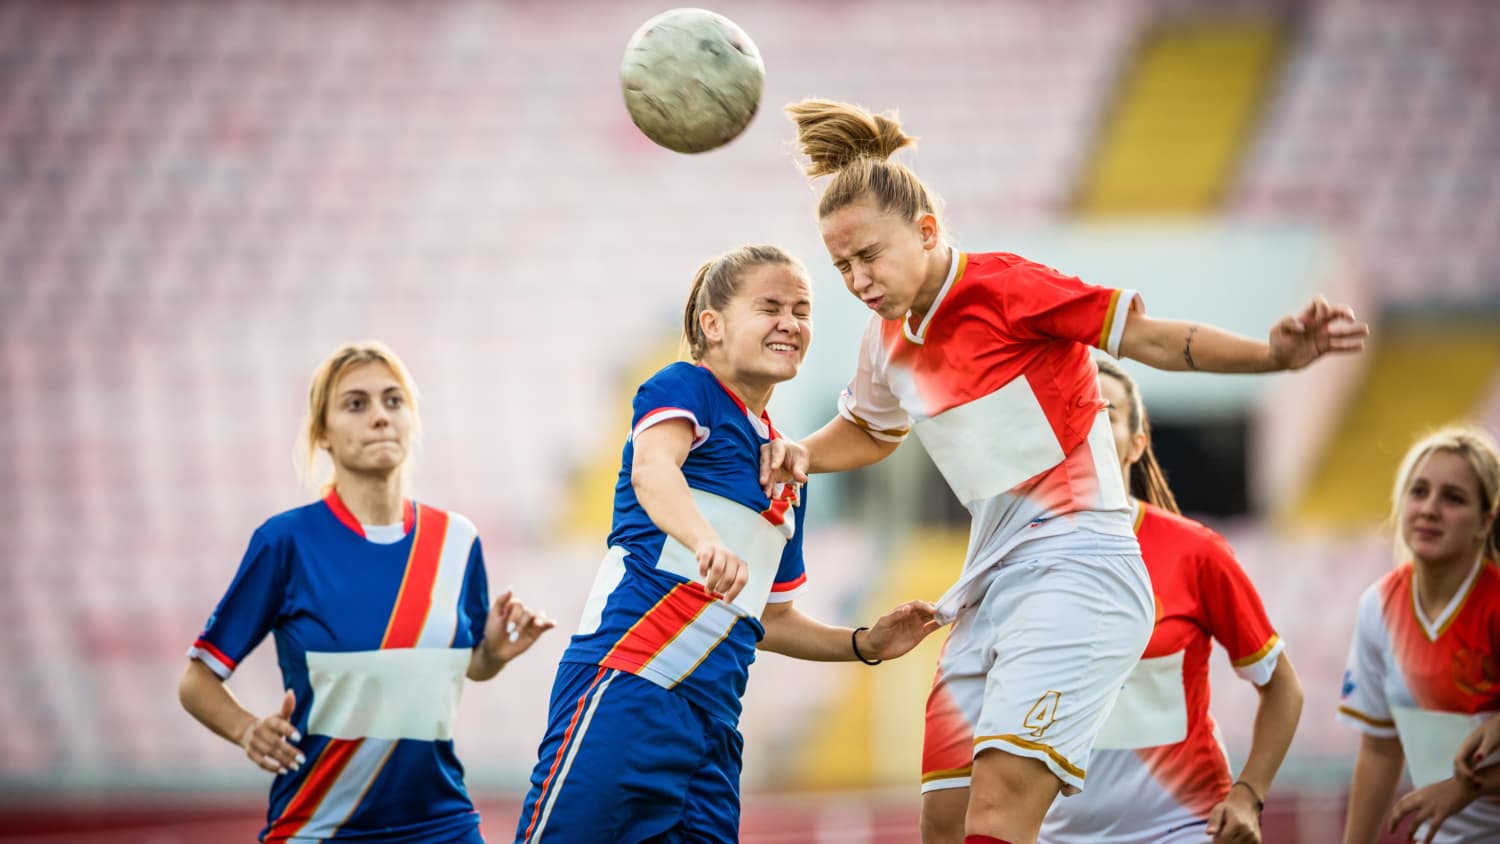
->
xmin=699 ymin=365 xmax=779 ymax=439
xmin=322 ymin=488 xmax=415 ymax=538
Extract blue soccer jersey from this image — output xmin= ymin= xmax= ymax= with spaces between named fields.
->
xmin=187 ymin=492 xmax=489 ymax=843
xmin=562 ymin=362 xmax=809 ymax=725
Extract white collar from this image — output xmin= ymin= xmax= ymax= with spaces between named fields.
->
xmin=1412 ymin=556 xmax=1484 ymax=641
xmin=902 ymin=248 xmax=962 ymax=345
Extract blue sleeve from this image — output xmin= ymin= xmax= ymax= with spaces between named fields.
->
xmin=631 ymin=364 xmax=711 ymax=448
xmin=457 ymin=536 xmax=491 ymax=648
xmin=187 ymin=525 xmax=289 ymax=679
xmin=767 ymin=483 xmax=809 ymax=603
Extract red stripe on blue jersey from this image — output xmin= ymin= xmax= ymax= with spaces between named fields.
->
xmin=190 ymin=638 xmax=238 ymax=672
xmin=265 ymin=737 xmax=363 ymax=842
xmin=771 ymin=573 xmax=807 ymax=593
xmin=381 ymin=505 xmax=449 ymax=649
xmin=600 ymin=584 xmax=717 ymax=675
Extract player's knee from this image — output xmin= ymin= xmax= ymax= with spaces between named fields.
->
xmin=919 ymin=788 xmax=967 ymax=844
xmin=967 ymin=749 xmax=1061 ymax=811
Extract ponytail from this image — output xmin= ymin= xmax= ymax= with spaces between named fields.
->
xmin=785 ymin=99 xmax=914 ymax=176
xmin=1133 ymin=421 xmax=1181 ymax=515
xmin=786 ymin=98 xmax=941 ymax=223
xmin=1095 ymin=357 xmax=1180 ymax=514
xmin=680 ymin=259 xmax=715 ymax=361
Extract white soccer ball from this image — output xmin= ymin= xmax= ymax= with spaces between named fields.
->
xmin=620 ymin=8 xmax=765 ymax=154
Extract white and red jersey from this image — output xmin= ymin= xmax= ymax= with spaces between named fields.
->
xmin=838 ymin=250 xmax=1141 ymax=619
xmin=1339 ymin=560 xmax=1500 ymax=842
xmin=1040 ymin=501 xmax=1283 ymax=843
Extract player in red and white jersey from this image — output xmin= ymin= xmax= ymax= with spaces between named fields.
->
xmin=178 ymin=342 xmax=556 ymax=843
xmin=1033 ymin=358 xmax=1304 ymax=844
xmin=1339 ymin=427 xmax=1500 ymax=844
xmin=767 ymin=100 xmax=1368 ymax=844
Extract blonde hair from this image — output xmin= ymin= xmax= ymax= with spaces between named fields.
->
xmin=681 ymin=244 xmax=808 ymax=361
xmin=297 ymin=341 xmax=420 ymax=490
xmin=1390 ymin=425 xmax=1500 ymax=563
xmin=785 ymin=99 xmax=942 ymax=224
xmin=1095 ymin=358 xmax=1181 ymax=515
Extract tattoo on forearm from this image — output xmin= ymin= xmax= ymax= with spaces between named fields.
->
xmin=1183 ymin=326 xmax=1199 ymax=371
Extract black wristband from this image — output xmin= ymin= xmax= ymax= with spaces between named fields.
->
xmin=1231 ymin=780 xmax=1264 ymax=814
xmin=851 ymin=626 xmax=882 ymax=665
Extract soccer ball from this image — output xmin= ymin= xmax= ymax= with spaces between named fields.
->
xmin=620 ymin=8 xmax=764 ymax=154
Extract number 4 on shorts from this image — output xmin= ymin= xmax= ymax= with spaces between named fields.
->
xmin=1023 ymin=690 xmax=1062 ymax=738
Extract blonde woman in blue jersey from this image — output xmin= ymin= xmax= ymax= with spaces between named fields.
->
xmin=515 ymin=244 xmax=940 ymax=844
xmin=178 ymin=341 xmax=557 ymax=843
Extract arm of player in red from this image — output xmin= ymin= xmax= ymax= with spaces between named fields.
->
xmin=1119 ymin=296 xmax=1368 ymax=374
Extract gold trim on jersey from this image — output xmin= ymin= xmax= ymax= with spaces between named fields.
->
xmin=921 ymin=765 xmax=974 ymax=783
xmin=1232 ymin=633 xmax=1281 ymax=668
xmin=1096 ymin=288 xmax=1123 ymax=350
xmin=1338 ymin=704 xmax=1395 ymax=729
xmin=975 ymin=733 xmax=1086 ymax=780
xmin=844 ymin=408 xmax=912 ymax=439
xmin=1414 ymin=557 xmax=1489 ymax=642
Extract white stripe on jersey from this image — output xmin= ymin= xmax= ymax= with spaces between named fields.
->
xmin=576 ymin=546 xmax=628 ymax=636
xmin=186 ymin=645 xmax=232 ymax=680
xmin=415 ymin=514 xmax=477 ymax=648
xmin=639 ymin=600 xmax=741 ymax=688
xmin=295 ymin=738 xmax=398 ymax=839
xmin=651 ymin=489 xmax=789 ymax=619
xmin=914 ymin=378 xmax=1066 ymax=505
xmin=530 ymin=670 xmax=618 ymax=843
xmin=632 ymin=408 xmax=710 ymax=449
xmin=1103 ymin=290 xmax=1139 ymax=358
xmin=1092 ymin=651 xmax=1188 ymax=750
xmin=1393 ymin=707 xmax=1497 ymax=789
xmin=305 ymin=648 xmax=470 ymax=741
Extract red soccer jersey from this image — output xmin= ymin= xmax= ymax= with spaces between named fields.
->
xmin=1041 ymin=501 xmax=1282 ymax=843
xmin=837 ymin=251 xmax=1141 ymax=619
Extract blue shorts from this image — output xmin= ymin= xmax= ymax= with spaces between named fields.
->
xmin=513 ymin=662 xmax=743 ymax=844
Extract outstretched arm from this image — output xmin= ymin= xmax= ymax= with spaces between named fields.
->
xmin=758 ymin=416 xmax=900 ymax=494
xmin=1120 ymin=296 xmax=1368 ymax=373
xmin=758 ymin=599 xmax=938 ymax=661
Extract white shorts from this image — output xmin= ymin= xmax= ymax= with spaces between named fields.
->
xmin=921 ymin=552 xmax=1153 ymax=795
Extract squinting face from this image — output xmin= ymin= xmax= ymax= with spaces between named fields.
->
xmin=320 ymin=362 xmax=414 ymax=478
xmin=708 ymin=263 xmax=812 ymax=386
xmin=1401 ymin=449 xmax=1493 ymax=564
xmin=820 ymin=197 xmax=932 ymax=321
xmin=1099 ymin=372 xmax=1145 ymax=475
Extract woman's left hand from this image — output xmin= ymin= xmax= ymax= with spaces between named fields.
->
xmin=1267 ymin=296 xmax=1368 ymax=370
xmin=482 ymin=588 xmax=557 ymax=663
xmin=1388 ymin=777 xmax=1478 ymax=844
xmin=856 ymin=601 xmax=940 ymax=661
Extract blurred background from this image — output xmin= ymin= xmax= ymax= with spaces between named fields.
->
xmin=2 ymin=0 xmax=1497 ymax=841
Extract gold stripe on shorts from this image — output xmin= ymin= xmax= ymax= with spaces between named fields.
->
xmin=975 ymin=734 xmax=1086 ymax=780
